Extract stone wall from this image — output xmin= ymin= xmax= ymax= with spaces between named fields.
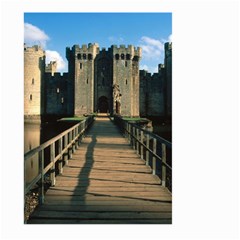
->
xmin=147 ymin=72 xmax=165 ymax=116
xmin=45 ymin=61 xmax=57 ymax=76
xmin=164 ymin=42 xmax=172 ymax=119
xmin=24 ymin=45 xmax=45 ymax=119
xmin=139 ymin=42 xmax=172 ymax=119
xmin=66 ymin=43 xmax=142 ymax=117
xmin=112 ymin=45 xmax=141 ymax=116
xmin=44 ymin=72 xmax=69 ymax=116
xmin=94 ymin=49 xmax=113 ymax=113
xmin=67 ymin=43 xmax=99 ymax=116
xmin=24 ymin=42 xmax=171 ymax=120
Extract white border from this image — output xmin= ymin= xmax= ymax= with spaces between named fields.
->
xmin=0 ymin=0 xmax=239 ymax=239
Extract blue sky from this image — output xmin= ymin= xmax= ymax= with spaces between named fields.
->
xmin=24 ymin=13 xmax=172 ymax=73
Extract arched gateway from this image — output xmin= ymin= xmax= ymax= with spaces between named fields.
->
xmin=98 ymin=96 xmax=109 ymax=113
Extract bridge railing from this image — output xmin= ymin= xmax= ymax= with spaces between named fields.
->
xmin=114 ymin=115 xmax=172 ymax=191
xmin=24 ymin=115 xmax=94 ymax=204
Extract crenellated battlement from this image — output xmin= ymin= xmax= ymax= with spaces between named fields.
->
xmin=67 ymin=43 xmax=100 ymax=61
xmin=111 ymin=44 xmax=141 ymax=60
xmin=24 ymin=44 xmax=45 ymax=55
xmin=66 ymin=43 xmax=141 ymax=61
xmin=71 ymin=43 xmax=99 ymax=53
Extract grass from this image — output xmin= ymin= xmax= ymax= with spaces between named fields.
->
xmin=122 ymin=117 xmax=146 ymax=121
xmin=58 ymin=116 xmax=86 ymax=122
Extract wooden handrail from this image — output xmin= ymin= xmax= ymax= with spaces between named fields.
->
xmin=24 ymin=115 xmax=94 ymax=204
xmin=114 ymin=115 xmax=172 ymax=190
xmin=124 ymin=127 xmax=172 ymax=170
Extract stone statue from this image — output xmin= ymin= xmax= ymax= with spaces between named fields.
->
xmin=113 ymin=84 xmax=121 ymax=102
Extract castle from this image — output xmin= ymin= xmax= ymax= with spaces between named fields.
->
xmin=24 ymin=42 xmax=172 ymax=121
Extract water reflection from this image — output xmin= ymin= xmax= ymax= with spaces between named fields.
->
xmin=24 ymin=121 xmax=77 ymax=185
xmin=24 ymin=123 xmax=41 ymax=184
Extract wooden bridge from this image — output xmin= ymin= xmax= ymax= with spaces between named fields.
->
xmin=25 ymin=115 xmax=172 ymax=224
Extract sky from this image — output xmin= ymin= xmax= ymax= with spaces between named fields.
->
xmin=24 ymin=13 xmax=172 ymax=74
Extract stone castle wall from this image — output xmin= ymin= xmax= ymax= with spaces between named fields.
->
xmin=44 ymin=72 xmax=69 ymax=116
xmin=24 ymin=45 xmax=45 ymax=119
xmin=94 ymin=49 xmax=113 ymax=113
xmin=24 ymin=42 xmax=172 ymax=120
xmin=112 ymin=45 xmax=141 ymax=116
xmin=67 ymin=43 xmax=99 ymax=116
xmin=139 ymin=69 xmax=165 ymax=117
xmin=164 ymin=42 xmax=172 ymax=119
xmin=45 ymin=61 xmax=57 ymax=76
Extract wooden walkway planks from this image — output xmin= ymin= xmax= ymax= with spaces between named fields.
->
xmin=28 ymin=116 xmax=172 ymax=224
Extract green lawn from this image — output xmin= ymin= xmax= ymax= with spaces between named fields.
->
xmin=122 ymin=117 xmax=145 ymax=121
xmin=58 ymin=116 xmax=86 ymax=121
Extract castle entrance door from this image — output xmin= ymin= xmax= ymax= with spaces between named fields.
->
xmin=98 ymin=96 xmax=109 ymax=113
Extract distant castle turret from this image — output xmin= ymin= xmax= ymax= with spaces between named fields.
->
xmin=45 ymin=61 xmax=57 ymax=76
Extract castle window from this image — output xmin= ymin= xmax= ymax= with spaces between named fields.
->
xmin=125 ymin=61 xmax=127 ymax=67
xmin=102 ymin=78 xmax=105 ymax=86
xmin=61 ymin=97 xmax=64 ymax=104
xmin=115 ymin=54 xmax=119 ymax=60
xmin=83 ymin=54 xmax=86 ymax=60
xmin=126 ymin=54 xmax=131 ymax=60
xmin=88 ymin=54 xmax=92 ymax=60
xmin=56 ymin=88 xmax=60 ymax=93
xmin=80 ymin=63 xmax=82 ymax=69
xmin=29 ymin=94 xmax=32 ymax=101
xmin=32 ymin=78 xmax=34 ymax=84
xmin=77 ymin=54 xmax=81 ymax=60
xmin=86 ymin=79 xmax=88 ymax=84
xmin=126 ymin=79 xmax=128 ymax=85
xmin=121 ymin=54 xmax=125 ymax=60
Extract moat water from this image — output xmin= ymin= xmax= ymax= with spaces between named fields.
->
xmin=24 ymin=121 xmax=76 ymax=184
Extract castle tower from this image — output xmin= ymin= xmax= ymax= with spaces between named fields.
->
xmin=66 ymin=43 xmax=141 ymax=117
xmin=45 ymin=61 xmax=57 ymax=76
xmin=111 ymin=45 xmax=142 ymax=116
xmin=66 ymin=43 xmax=99 ymax=116
xmin=24 ymin=44 xmax=45 ymax=120
xmin=164 ymin=42 xmax=172 ymax=120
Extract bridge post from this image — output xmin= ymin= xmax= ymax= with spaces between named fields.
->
xmin=127 ymin=123 xmax=130 ymax=143
xmin=146 ymin=134 xmax=149 ymax=166
xmin=64 ymin=135 xmax=68 ymax=165
xmin=136 ymin=129 xmax=139 ymax=154
xmin=50 ymin=143 xmax=56 ymax=186
xmin=78 ymin=124 xmax=82 ymax=146
xmin=161 ymin=143 xmax=167 ymax=187
xmin=75 ymin=128 xmax=79 ymax=150
xmin=140 ymin=130 xmax=144 ymax=159
xmin=72 ymin=130 xmax=76 ymax=153
xmin=58 ymin=137 xmax=63 ymax=174
xmin=128 ymin=124 xmax=131 ymax=145
xmin=38 ymin=150 xmax=44 ymax=204
xmin=152 ymin=138 xmax=157 ymax=175
xmin=68 ymin=132 xmax=73 ymax=159
xmin=132 ymin=126 xmax=136 ymax=150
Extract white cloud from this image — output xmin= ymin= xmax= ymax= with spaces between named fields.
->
xmin=139 ymin=36 xmax=164 ymax=60
xmin=45 ymin=50 xmax=66 ymax=71
xmin=168 ymin=34 xmax=172 ymax=42
xmin=140 ymin=64 xmax=149 ymax=71
xmin=140 ymin=65 xmax=158 ymax=74
xmin=24 ymin=23 xmax=50 ymax=48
